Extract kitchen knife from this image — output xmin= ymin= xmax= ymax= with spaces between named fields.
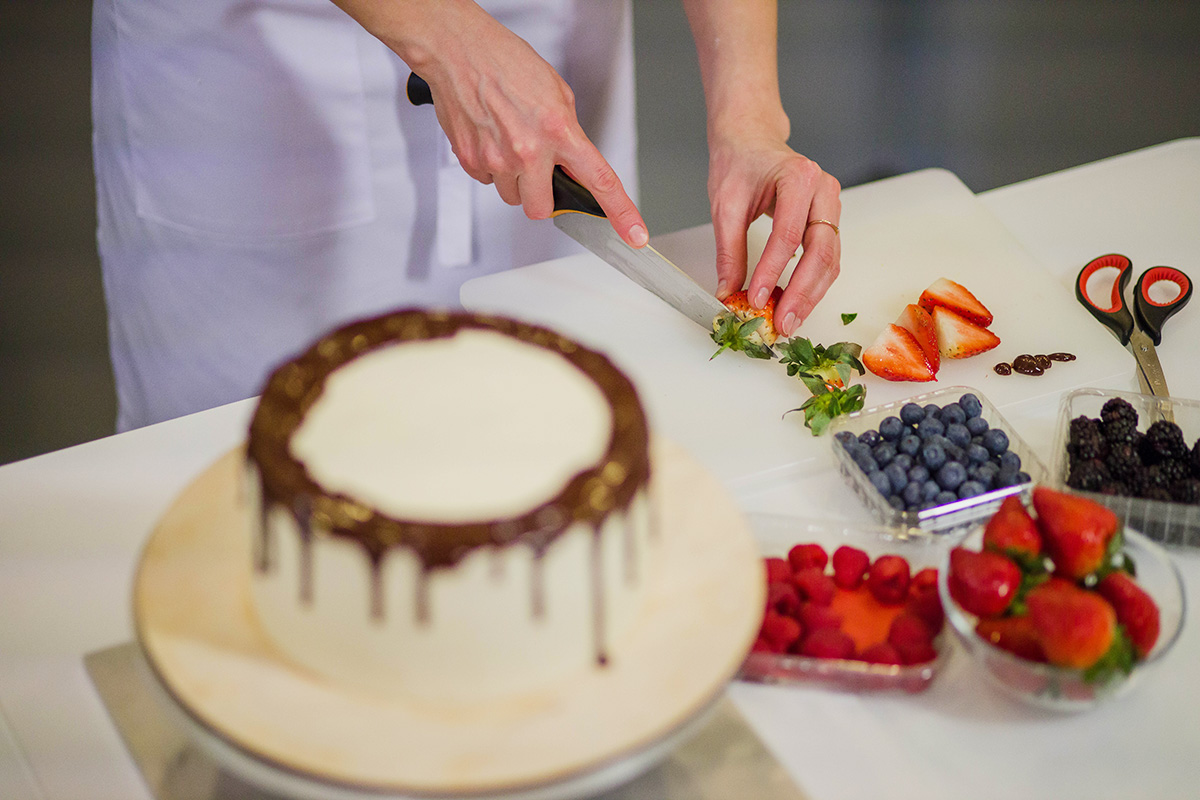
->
xmin=406 ymin=73 xmax=731 ymax=332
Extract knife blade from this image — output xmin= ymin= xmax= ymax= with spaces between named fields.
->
xmin=405 ymin=73 xmax=732 ymax=335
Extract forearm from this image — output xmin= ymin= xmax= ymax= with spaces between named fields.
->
xmin=681 ymin=0 xmax=790 ymax=145
xmin=330 ymin=0 xmax=489 ymax=75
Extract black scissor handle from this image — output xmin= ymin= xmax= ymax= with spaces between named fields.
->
xmin=1077 ymin=253 xmax=1135 ymax=345
xmin=1134 ymin=266 xmax=1192 ymax=346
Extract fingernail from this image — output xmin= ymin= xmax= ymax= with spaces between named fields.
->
xmin=629 ymin=224 xmax=648 ymax=248
xmin=781 ymin=311 xmax=797 ymax=336
xmin=753 ymin=286 xmax=770 ymax=309
xmin=716 ymin=280 xmax=729 ymax=300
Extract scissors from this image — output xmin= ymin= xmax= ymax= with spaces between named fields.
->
xmin=1076 ymin=253 xmax=1191 ymax=402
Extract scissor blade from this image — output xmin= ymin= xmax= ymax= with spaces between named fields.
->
xmin=1129 ymin=329 xmax=1175 ymax=421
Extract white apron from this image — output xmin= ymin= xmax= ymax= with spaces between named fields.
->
xmin=91 ymin=0 xmax=637 ymax=431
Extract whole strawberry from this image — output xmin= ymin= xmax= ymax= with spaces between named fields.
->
xmin=974 ymin=615 xmax=1046 ymax=662
xmin=1097 ymin=571 xmax=1161 ymax=659
xmin=1031 ymin=487 xmax=1120 ymax=580
xmin=1026 ymin=580 xmax=1128 ymax=672
xmin=948 ymin=547 xmax=1022 ymax=618
xmin=983 ymin=495 xmax=1043 ymax=566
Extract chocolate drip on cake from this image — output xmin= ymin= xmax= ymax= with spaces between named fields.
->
xmin=246 ymin=310 xmax=651 ymax=666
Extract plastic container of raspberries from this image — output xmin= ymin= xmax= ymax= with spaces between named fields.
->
xmin=829 ymin=386 xmax=1046 ymax=535
xmin=1050 ymin=387 xmax=1200 ymax=548
xmin=738 ymin=513 xmax=949 ymax=693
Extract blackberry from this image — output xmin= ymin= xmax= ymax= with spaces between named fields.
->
xmin=1069 ymin=429 xmax=1109 ymax=464
xmin=1105 ymin=441 xmax=1142 ymax=482
xmin=1101 ymin=417 xmax=1138 ymax=446
xmin=1171 ymin=478 xmax=1200 ymax=505
xmin=1067 ymin=458 xmax=1110 ymax=492
xmin=1123 ymin=465 xmax=1150 ymax=496
xmin=1142 ymin=464 xmax=1170 ymax=492
xmin=1139 ymin=420 xmax=1189 ymax=465
xmin=1097 ymin=480 xmax=1129 ymax=497
xmin=1100 ymin=397 xmax=1139 ymax=430
xmin=1158 ymin=458 xmax=1190 ymax=485
xmin=1191 ymin=439 xmax=1200 ymax=479
xmin=1143 ymin=486 xmax=1173 ymax=502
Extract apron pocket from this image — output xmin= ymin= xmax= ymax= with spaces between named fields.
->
xmin=115 ymin=0 xmax=375 ymax=238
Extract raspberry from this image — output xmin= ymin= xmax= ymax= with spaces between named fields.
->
xmin=867 ymin=554 xmax=911 ymax=605
xmin=909 ymin=567 xmax=940 ymax=597
xmin=764 ymin=557 xmax=792 ymax=585
xmin=766 ymin=582 xmax=802 ymax=618
xmin=797 ymin=601 xmax=843 ymax=633
xmin=859 ymin=642 xmax=903 ymax=665
xmin=750 ymin=637 xmax=773 ymax=653
xmin=787 ymin=542 xmax=829 ymax=572
xmin=792 ymin=566 xmax=836 ymax=606
xmin=759 ymin=610 xmax=802 ymax=652
xmin=831 ymin=545 xmax=870 ymax=590
xmin=797 ymin=628 xmax=856 ymax=660
xmin=888 ymin=613 xmax=937 ymax=665
xmin=905 ymin=587 xmax=945 ymax=635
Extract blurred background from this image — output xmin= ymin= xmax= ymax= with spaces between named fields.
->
xmin=2 ymin=0 xmax=1198 ymax=465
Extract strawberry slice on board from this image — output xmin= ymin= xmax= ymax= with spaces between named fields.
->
xmin=931 ymin=305 xmax=1001 ymax=359
xmin=919 ymin=277 xmax=994 ymax=327
xmin=895 ymin=303 xmax=940 ymax=374
xmin=862 ymin=324 xmax=936 ymax=382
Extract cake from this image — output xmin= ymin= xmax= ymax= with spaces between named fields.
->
xmin=244 ymin=310 xmax=656 ymax=706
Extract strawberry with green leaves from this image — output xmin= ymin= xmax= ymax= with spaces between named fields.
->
xmin=710 ymin=288 xmax=781 ymax=360
xmin=947 ymin=546 xmax=1023 ymax=618
xmin=1031 ymin=486 xmax=1121 ymax=580
xmin=1097 ymin=571 xmax=1161 ymax=659
xmin=778 ymin=337 xmax=865 ymax=391
xmin=1026 ymin=579 xmax=1135 ymax=680
xmin=983 ymin=496 xmax=1044 ymax=570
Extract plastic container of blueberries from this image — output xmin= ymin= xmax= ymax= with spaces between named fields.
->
xmin=828 ymin=385 xmax=1047 ymax=536
xmin=1050 ymin=387 xmax=1200 ymax=548
xmin=737 ymin=513 xmax=949 ymax=693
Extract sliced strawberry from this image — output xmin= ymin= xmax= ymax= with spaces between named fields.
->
xmin=931 ymin=306 xmax=1001 ymax=359
xmin=1031 ymin=486 xmax=1120 ymax=580
xmin=895 ymin=303 xmax=940 ymax=374
xmin=1096 ymin=571 xmax=1161 ymax=659
xmin=918 ymin=277 xmax=994 ymax=327
xmin=721 ymin=288 xmax=782 ymax=345
xmin=862 ymin=324 xmax=936 ymax=382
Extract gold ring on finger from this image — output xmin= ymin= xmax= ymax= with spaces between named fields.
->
xmin=806 ymin=219 xmax=840 ymax=236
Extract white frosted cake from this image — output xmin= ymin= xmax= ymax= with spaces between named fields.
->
xmin=245 ymin=310 xmax=656 ymax=706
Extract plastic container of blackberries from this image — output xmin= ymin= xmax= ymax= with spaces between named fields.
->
xmin=828 ymin=386 xmax=1047 ymax=535
xmin=1050 ymin=387 xmax=1200 ymax=548
xmin=738 ymin=513 xmax=949 ymax=693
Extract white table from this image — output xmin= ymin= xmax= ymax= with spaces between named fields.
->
xmin=3 ymin=139 xmax=1199 ymax=800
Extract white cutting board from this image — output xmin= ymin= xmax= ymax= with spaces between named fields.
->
xmin=461 ymin=168 xmax=1130 ymax=490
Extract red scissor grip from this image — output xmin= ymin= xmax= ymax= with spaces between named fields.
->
xmin=1077 ymin=253 xmax=1131 ymax=312
xmin=1139 ymin=266 xmax=1191 ymax=307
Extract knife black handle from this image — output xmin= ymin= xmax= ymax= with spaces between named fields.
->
xmin=405 ymin=73 xmax=606 ymax=218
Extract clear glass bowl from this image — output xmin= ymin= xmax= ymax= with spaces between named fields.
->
xmin=1050 ymin=387 xmax=1200 ymax=548
xmin=829 ymin=385 xmax=1047 ymax=535
xmin=737 ymin=513 xmax=950 ymax=693
xmin=938 ymin=524 xmax=1186 ymax=711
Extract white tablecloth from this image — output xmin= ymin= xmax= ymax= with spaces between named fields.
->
xmin=2 ymin=139 xmax=1199 ymax=800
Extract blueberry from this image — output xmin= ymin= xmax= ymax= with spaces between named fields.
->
xmin=966 ymin=443 xmax=991 ymax=464
xmin=898 ymin=434 xmax=921 ymax=457
xmin=858 ymin=429 xmax=882 ymax=448
xmin=934 ymin=490 xmax=958 ymax=506
xmin=918 ymin=500 xmax=940 ymax=511
xmin=958 ymin=480 xmax=987 ymax=499
xmin=908 ymin=464 xmax=930 ymax=484
xmin=921 ymin=443 xmax=947 ymax=471
xmin=995 ymin=468 xmax=1021 ymax=488
xmin=868 ymin=469 xmax=892 ymax=497
xmin=943 ymin=443 xmax=966 ymax=463
xmin=981 ymin=428 xmax=1010 ymax=455
xmin=900 ymin=402 xmax=925 ymax=426
xmin=999 ymin=450 xmax=1022 ymax=473
xmin=855 ymin=453 xmax=880 ymax=474
xmin=946 ymin=422 xmax=972 ymax=448
xmin=918 ymin=417 xmax=945 ymax=439
xmin=936 ymin=461 xmax=968 ymax=491
xmin=902 ymin=480 xmax=924 ymax=506
xmin=887 ymin=495 xmax=906 ymax=511
xmin=872 ymin=442 xmax=897 ymax=467
xmin=941 ymin=403 xmax=967 ymax=426
xmin=843 ymin=442 xmax=869 ymax=461
xmin=966 ymin=416 xmax=990 ymax=436
xmin=1018 ymin=471 xmax=1031 ymax=483
xmin=923 ymin=403 xmax=942 ymax=420
xmin=921 ymin=479 xmax=942 ymax=500
xmin=883 ymin=462 xmax=908 ymax=493
xmin=975 ymin=462 xmax=1000 ymax=488
xmin=960 ymin=393 xmax=983 ymax=419
xmin=879 ymin=415 xmax=904 ymax=441
xmin=891 ymin=453 xmax=914 ymax=472
xmin=834 ymin=430 xmax=857 ymax=445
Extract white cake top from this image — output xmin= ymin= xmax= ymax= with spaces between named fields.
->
xmin=289 ymin=329 xmax=613 ymax=523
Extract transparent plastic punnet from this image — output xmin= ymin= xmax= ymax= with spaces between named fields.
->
xmin=829 ymin=386 xmax=1047 ymax=534
xmin=738 ymin=514 xmax=949 ymax=693
xmin=1050 ymin=387 xmax=1200 ymax=548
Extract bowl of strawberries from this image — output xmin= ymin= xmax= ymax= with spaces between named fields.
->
xmin=938 ymin=486 xmax=1185 ymax=710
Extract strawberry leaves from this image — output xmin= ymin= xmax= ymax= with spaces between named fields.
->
xmin=788 ymin=382 xmax=866 ymax=436
xmin=710 ymin=314 xmax=774 ymax=360
xmin=777 ymin=337 xmax=867 ymax=435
